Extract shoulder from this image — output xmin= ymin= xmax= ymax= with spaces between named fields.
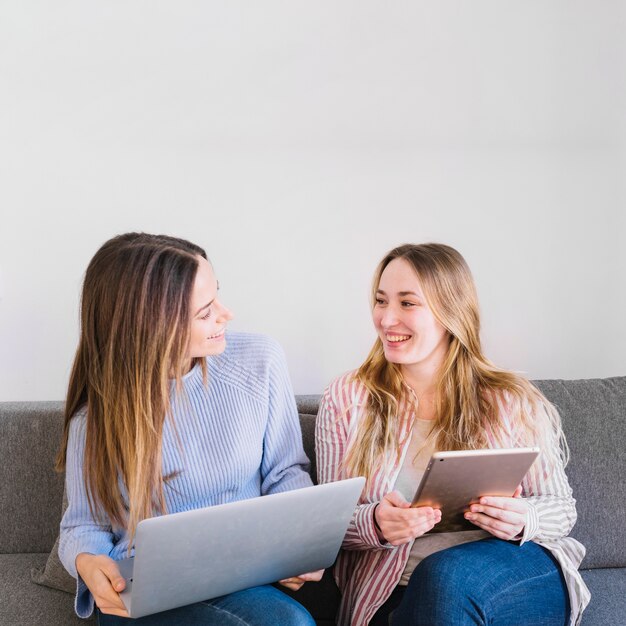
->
xmin=67 ymin=405 xmax=88 ymax=436
xmin=63 ymin=405 xmax=89 ymax=461
xmin=208 ymin=332 xmax=289 ymax=400
xmin=220 ymin=331 xmax=285 ymax=364
xmin=488 ymin=383 xmax=552 ymax=420
xmin=321 ymin=370 xmax=369 ymax=415
xmin=484 ymin=383 xmax=556 ymax=444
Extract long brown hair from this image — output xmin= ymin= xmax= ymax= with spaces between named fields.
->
xmin=343 ymin=243 xmax=567 ymax=481
xmin=56 ymin=233 xmax=207 ymax=541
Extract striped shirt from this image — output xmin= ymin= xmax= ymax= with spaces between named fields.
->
xmin=315 ymin=371 xmax=590 ymax=626
xmin=59 ymin=332 xmax=313 ymax=618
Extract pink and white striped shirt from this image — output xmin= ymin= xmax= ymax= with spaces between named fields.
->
xmin=315 ymin=371 xmax=590 ymax=626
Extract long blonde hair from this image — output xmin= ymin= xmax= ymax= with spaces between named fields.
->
xmin=343 ymin=243 xmax=567 ymax=481
xmin=56 ymin=233 xmax=207 ymax=542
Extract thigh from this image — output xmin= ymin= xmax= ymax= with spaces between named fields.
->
xmin=96 ymin=602 xmax=244 ymax=626
xmin=207 ymin=585 xmax=316 ymax=626
xmin=392 ymin=538 xmax=570 ymax=626
xmin=97 ymin=585 xmax=315 ymax=626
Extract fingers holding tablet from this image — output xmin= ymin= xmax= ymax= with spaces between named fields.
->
xmin=374 ymin=491 xmax=442 ymax=545
xmin=464 ymin=491 xmax=529 ymax=540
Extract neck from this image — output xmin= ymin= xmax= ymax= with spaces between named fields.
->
xmin=400 ymin=365 xmax=440 ymax=421
xmin=400 ymin=364 xmax=438 ymax=398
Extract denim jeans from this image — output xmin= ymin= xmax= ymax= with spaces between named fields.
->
xmin=372 ymin=538 xmax=570 ymax=626
xmin=96 ymin=584 xmax=316 ymax=626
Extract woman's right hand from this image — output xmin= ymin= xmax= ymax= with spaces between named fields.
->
xmin=75 ymin=553 xmax=129 ymax=617
xmin=374 ymin=491 xmax=441 ymax=545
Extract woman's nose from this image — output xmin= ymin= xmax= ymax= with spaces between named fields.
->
xmin=216 ymin=300 xmax=234 ymax=322
xmin=380 ymin=306 xmax=399 ymax=328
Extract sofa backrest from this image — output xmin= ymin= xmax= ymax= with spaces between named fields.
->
xmin=0 ymin=401 xmax=66 ymax=554
xmin=1 ymin=377 xmax=624 ymax=569
xmin=533 ymin=377 xmax=626 ymax=569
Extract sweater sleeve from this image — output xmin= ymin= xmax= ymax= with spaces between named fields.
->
xmin=315 ymin=386 xmax=390 ymax=551
xmin=259 ymin=341 xmax=313 ymax=495
xmin=519 ymin=447 xmax=578 ymax=545
xmin=58 ymin=411 xmax=116 ymax=618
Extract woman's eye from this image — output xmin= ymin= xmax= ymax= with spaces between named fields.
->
xmin=401 ymin=301 xmax=416 ymax=307
xmin=200 ymin=309 xmax=212 ymax=320
xmin=375 ymin=298 xmax=386 ymax=305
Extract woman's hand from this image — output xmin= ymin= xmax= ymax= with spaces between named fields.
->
xmin=75 ymin=553 xmax=129 ymax=617
xmin=375 ymin=491 xmax=441 ymax=546
xmin=464 ymin=485 xmax=528 ymax=540
xmin=278 ymin=569 xmax=324 ymax=591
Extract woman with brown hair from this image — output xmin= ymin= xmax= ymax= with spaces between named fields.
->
xmin=316 ymin=243 xmax=590 ymax=626
xmin=57 ymin=232 xmax=320 ymax=625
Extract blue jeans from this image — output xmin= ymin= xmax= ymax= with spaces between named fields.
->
xmin=96 ymin=584 xmax=316 ymax=626
xmin=373 ymin=538 xmax=570 ymax=626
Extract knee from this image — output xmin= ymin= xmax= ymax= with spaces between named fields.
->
xmin=409 ymin=547 xmax=482 ymax=605
xmin=273 ymin=596 xmax=316 ymax=626
xmin=283 ymin=603 xmax=316 ymax=626
xmin=411 ymin=549 xmax=464 ymax=593
xmin=393 ymin=550 xmax=486 ymax=625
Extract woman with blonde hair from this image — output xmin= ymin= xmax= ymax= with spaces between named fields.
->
xmin=316 ymin=243 xmax=590 ymax=626
xmin=57 ymin=232 xmax=320 ymax=625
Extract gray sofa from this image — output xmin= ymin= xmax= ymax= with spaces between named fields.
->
xmin=1 ymin=377 xmax=625 ymax=625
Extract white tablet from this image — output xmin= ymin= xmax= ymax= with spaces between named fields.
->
xmin=411 ymin=447 xmax=540 ymax=533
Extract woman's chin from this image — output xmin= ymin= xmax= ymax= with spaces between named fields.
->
xmin=205 ymin=341 xmax=227 ymax=356
xmin=383 ymin=350 xmax=405 ymax=364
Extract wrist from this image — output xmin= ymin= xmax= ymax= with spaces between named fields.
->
xmin=373 ymin=503 xmax=385 ymax=541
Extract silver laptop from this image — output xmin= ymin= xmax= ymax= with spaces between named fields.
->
xmin=117 ymin=477 xmax=365 ymax=618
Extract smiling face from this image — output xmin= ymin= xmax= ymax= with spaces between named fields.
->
xmin=373 ymin=257 xmax=450 ymax=384
xmin=187 ymin=256 xmax=234 ymax=362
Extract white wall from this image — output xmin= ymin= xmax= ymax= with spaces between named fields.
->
xmin=1 ymin=1 xmax=624 ymax=401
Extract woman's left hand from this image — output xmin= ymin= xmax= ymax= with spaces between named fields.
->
xmin=278 ymin=569 xmax=324 ymax=591
xmin=464 ymin=485 xmax=528 ymax=541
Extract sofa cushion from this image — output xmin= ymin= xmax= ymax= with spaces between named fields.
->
xmin=0 ymin=553 xmax=92 ymax=625
xmin=31 ymin=534 xmax=75 ymax=595
xmin=579 ymin=568 xmax=626 ymax=625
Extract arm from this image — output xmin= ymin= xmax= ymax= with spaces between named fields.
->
xmin=467 ymin=400 xmax=577 ymax=543
xmin=256 ymin=340 xmax=322 ymax=589
xmin=58 ymin=411 xmax=120 ymax=618
xmin=519 ymin=445 xmax=577 ymax=543
xmin=315 ymin=387 xmax=391 ymax=551
xmin=260 ymin=340 xmax=313 ymax=495
xmin=518 ymin=399 xmax=578 ymax=543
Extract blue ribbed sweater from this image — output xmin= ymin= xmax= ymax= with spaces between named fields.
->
xmin=58 ymin=332 xmax=313 ymax=618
